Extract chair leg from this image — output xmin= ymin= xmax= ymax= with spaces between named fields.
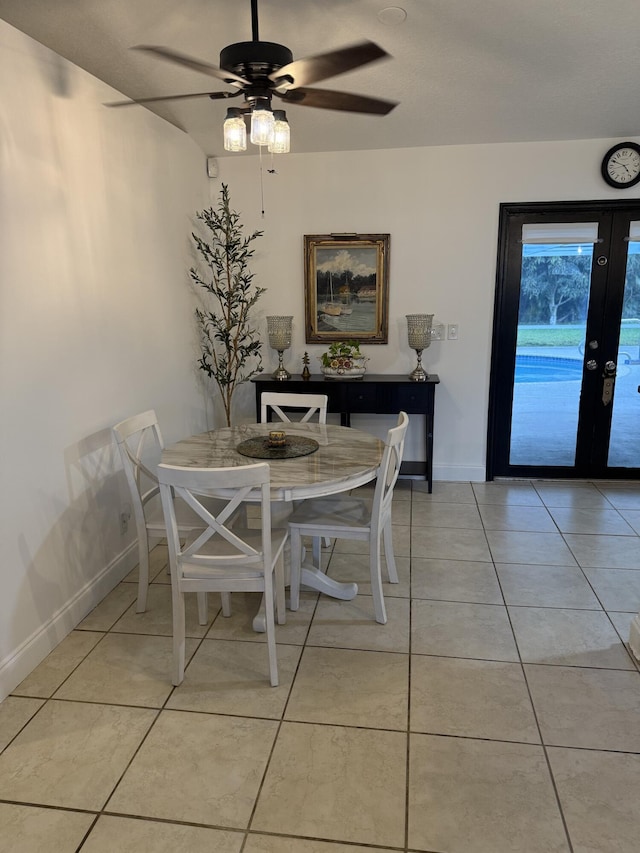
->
xmin=263 ymin=578 xmax=279 ymax=687
xmin=289 ymin=527 xmax=303 ymax=611
xmin=382 ymin=519 xmax=399 ymax=583
xmin=172 ymin=588 xmax=187 ymax=686
xmin=136 ymin=537 xmax=150 ymax=613
xmin=275 ymin=552 xmax=286 ymax=625
xmin=311 ymin=536 xmax=322 ymax=570
xmin=370 ymin=533 xmax=388 ymax=625
xmin=221 ymin=592 xmax=232 ymax=617
xmin=197 ymin=591 xmax=208 ymax=625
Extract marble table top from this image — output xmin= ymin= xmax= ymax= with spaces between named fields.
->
xmin=161 ymin=423 xmax=384 ymax=501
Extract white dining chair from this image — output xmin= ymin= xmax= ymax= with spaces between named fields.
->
xmin=260 ymin=391 xmax=330 ymax=567
xmin=112 ymin=410 xmax=232 ymax=617
xmin=158 ymin=461 xmax=288 ymax=686
xmin=288 ymin=411 xmax=409 ymax=624
xmin=260 ymin=391 xmax=328 ymax=424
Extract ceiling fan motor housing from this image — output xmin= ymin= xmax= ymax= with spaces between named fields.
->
xmin=220 ymin=41 xmax=293 ymax=80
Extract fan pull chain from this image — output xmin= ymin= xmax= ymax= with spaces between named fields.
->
xmin=258 ymin=148 xmax=278 ymax=218
xmin=258 ymin=146 xmax=266 ymax=217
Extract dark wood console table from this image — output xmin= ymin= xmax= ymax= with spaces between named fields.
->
xmin=252 ymin=373 xmax=439 ymax=492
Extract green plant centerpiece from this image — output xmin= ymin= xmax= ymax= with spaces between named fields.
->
xmin=191 ymin=183 xmax=265 ymax=426
xmin=319 ymin=340 xmax=368 ymax=379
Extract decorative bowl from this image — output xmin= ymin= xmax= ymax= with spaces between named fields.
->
xmin=267 ymin=429 xmax=287 ymax=447
xmin=319 ymin=355 xmax=368 ymax=380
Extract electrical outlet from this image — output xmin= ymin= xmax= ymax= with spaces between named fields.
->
xmin=447 ymin=323 xmax=459 ymax=340
xmin=430 ymin=323 xmax=445 ymax=341
xmin=120 ymin=503 xmax=131 ymax=535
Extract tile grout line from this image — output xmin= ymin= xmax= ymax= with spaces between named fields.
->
xmin=241 ymin=551 xmax=322 ymax=849
xmin=482 ymin=492 xmax=577 ymax=853
xmin=404 ymin=484 xmax=414 ymax=853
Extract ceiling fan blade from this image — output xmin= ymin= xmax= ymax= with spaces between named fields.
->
xmin=277 ymin=87 xmax=398 ymax=115
xmin=133 ymin=45 xmax=249 ymax=86
xmin=105 ymin=90 xmax=241 ymax=108
xmin=269 ymin=40 xmax=389 ymax=89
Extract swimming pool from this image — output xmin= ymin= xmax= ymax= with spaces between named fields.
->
xmin=515 ymin=355 xmax=583 ymax=383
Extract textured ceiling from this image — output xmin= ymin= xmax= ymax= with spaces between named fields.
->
xmin=2 ymin=0 xmax=639 ymax=157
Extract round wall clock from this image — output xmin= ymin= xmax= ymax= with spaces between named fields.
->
xmin=601 ymin=142 xmax=640 ymax=188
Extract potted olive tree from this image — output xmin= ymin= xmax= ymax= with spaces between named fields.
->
xmin=191 ymin=184 xmax=265 ymax=426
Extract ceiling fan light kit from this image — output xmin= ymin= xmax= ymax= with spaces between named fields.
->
xmin=224 ymin=103 xmax=289 ymax=154
xmin=223 ymin=108 xmax=247 ymax=151
xmin=249 ymin=103 xmax=275 ymax=146
xmin=269 ymin=110 xmax=290 ymax=154
xmin=109 ymin=0 xmax=398 ymax=156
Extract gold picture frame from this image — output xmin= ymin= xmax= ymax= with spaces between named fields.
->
xmin=304 ymin=233 xmax=390 ymax=344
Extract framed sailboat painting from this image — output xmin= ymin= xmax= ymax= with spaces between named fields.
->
xmin=304 ymin=233 xmax=390 ymax=344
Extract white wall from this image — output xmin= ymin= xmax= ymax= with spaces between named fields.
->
xmin=0 ymin=22 xmax=211 ymax=699
xmin=214 ymin=139 xmax=640 ymax=478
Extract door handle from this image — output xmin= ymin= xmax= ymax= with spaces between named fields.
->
xmin=601 ymin=361 xmax=616 ymax=405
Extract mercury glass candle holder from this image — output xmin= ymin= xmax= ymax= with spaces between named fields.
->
xmin=406 ymin=313 xmax=434 ymax=381
xmin=267 ymin=315 xmax=293 ymax=380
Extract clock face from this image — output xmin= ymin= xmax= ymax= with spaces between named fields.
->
xmin=602 ymin=143 xmax=640 ymax=188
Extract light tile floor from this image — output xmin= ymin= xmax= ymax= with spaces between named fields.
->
xmin=2 ymin=479 xmax=640 ymax=852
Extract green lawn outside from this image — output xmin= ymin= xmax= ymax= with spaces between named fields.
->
xmin=517 ymin=326 xmax=640 ymax=347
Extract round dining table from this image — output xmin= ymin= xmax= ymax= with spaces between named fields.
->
xmin=161 ymin=422 xmax=385 ymax=629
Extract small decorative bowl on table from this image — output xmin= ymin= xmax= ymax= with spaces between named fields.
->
xmin=267 ymin=429 xmax=287 ymax=447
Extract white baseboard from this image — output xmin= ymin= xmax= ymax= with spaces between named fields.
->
xmin=432 ymin=464 xmax=487 ymax=483
xmin=0 ymin=543 xmax=138 ymax=702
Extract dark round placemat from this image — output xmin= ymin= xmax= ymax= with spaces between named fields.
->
xmin=236 ymin=435 xmax=320 ymax=460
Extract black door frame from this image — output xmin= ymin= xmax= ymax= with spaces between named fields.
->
xmin=487 ymin=199 xmax=640 ymax=481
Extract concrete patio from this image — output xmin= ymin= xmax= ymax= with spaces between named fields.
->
xmin=511 ymin=347 xmax=640 ymax=468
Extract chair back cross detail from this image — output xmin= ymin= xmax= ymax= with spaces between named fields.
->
xmin=167 ymin=470 xmax=267 ymax=568
xmin=158 ymin=461 xmax=288 ymax=687
xmin=261 ymin=391 xmax=328 ymax=424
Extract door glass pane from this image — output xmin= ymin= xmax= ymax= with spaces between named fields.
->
xmin=509 ymin=231 xmax=594 ymax=466
xmin=607 ymin=224 xmax=640 ymax=467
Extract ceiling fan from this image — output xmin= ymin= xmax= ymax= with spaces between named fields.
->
xmin=107 ymin=0 xmax=398 ymax=149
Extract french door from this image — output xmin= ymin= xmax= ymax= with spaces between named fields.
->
xmin=488 ymin=201 xmax=640 ymax=480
